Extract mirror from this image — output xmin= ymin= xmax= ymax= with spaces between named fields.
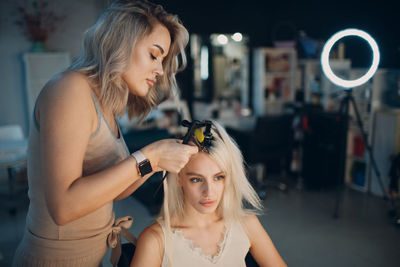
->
xmin=190 ymin=33 xmax=250 ymax=112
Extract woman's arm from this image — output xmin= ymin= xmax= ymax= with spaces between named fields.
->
xmin=130 ymin=224 xmax=164 ymax=267
xmin=114 ymin=136 xmax=198 ymax=201
xmin=39 ymin=72 xmax=139 ymax=225
xmin=39 ymin=72 xmax=197 ymax=225
xmin=243 ymin=214 xmax=287 ymax=267
xmin=114 ymin=176 xmax=149 ymax=202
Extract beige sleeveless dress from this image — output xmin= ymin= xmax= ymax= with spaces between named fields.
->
xmin=13 ymin=90 xmax=131 ymax=267
xmin=160 ymin=221 xmax=250 ymax=267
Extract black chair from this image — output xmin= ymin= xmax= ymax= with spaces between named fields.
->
xmin=301 ymin=111 xmax=346 ymax=189
xmin=227 ymin=114 xmax=294 ymax=199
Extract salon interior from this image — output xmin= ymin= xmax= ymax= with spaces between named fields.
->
xmin=1 ymin=0 xmax=400 ymax=266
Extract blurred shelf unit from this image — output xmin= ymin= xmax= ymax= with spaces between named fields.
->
xmin=298 ymin=59 xmax=351 ymax=110
xmin=344 ymin=69 xmax=400 ymax=194
xmin=344 ymin=68 xmax=373 ymax=192
xmin=23 ymin=52 xmax=71 ymax=126
xmin=367 ymin=69 xmax=400 ymax=196
xmin=369 ymin=109 xmax=400 ymax=196
xmin=253 ymin=47 xmax=297 ymax=115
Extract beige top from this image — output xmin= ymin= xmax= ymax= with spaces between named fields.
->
xmin=160 ymin=221 xmax=250 ymax=267
xmin=24 ymin=89 xmax=129 ymax=254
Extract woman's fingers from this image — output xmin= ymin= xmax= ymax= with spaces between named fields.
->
xmin=161 ymin=139 xmax=197 ymax=173
xmin=185 ymin=142 xmax=199 ymax=154
xmin=142 ymin=139 xmax=199 ymax=174
xmin=160 ymin=141 xmax=197 ymax=173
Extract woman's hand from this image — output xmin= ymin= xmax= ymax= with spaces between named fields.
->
xmin=141 ymin=139 xmax=198 ymax=173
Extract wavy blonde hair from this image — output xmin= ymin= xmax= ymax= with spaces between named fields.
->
xmin=69 ymin=0 xmax=189 ymax=119
xmin=157 ymin=120 xmax=262 ymax=266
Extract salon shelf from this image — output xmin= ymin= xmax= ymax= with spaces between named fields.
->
xmin=344 ymin=70 xmax=400 ymax=196
xmin=253 ymin=47 xmax=297 ymax=115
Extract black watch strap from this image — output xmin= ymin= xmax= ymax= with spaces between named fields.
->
xmin=131 ymin=150 xmax=153 ymax=177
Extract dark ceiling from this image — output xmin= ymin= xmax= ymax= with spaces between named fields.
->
xmin=154 ymin=0 xmax=400 ymax=68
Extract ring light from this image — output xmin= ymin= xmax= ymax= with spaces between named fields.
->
xmin=320 ymin=28 xmax=380 ymax=88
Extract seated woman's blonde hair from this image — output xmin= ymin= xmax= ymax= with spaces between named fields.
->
xmin=159 ymin=120 xmax=262 ymax=266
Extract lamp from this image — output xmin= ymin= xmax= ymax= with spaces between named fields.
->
xmin=320 ymin=28 xmax=392 ymax=218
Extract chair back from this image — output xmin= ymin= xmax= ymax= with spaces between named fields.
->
xmin=249 ymin=114 xmax=293 ymax=162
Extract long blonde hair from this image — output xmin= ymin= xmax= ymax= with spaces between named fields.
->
xmin=69 ymin=0 xmax=189 ymax=119
xmin=158 ymin=120 xmax=262 ymax=266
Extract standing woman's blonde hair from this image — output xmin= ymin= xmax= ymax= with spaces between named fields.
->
xmin=69 ymin=0 xmax=189 ymax=119
xmin=158 ymin=120 xmax=262 ymax=266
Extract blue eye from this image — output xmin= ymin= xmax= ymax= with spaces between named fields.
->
xmin=190 ymin=177 xmax=202 ymax=183
xmin=150 ymin=54 xmax=157 ymax=60
xmin=214 ymin=175 xmax=225 ymax=181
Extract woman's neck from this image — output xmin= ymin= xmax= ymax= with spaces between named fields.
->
xmin=178 ymin=205 xmax=222 ymax=228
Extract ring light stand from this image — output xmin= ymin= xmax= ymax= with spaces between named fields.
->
xmin=320 ymin=29 xmax=392 ymax=218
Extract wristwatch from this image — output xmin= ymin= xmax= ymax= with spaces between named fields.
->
xmin=131 ymin=150 xmax=153 ymax=177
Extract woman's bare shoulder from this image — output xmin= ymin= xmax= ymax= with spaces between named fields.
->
xmin=37 ymin=71 xmax=95 ymax=117
xmin=240 ymin=213 xmax=263 ymax=235
xmin=131 ymin=223 xmax=164 ymax=267
xmin=36 ymin=71 xmax=97 ymax=132
xmin=242 ymin=213 xmax=259 ymax=226
xmin=135 ymin=223 xmax=164 ymax=258
xmin=139 ymin=223 xmax=164 ymax=244
xmin=39 ymin=71 xmax=92 ymax=102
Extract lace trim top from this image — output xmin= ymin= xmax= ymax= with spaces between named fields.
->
xmin=171 ymin=225 xmax=229 ymax=263
xmin=160 ymin=221 xmax=250 ymax=267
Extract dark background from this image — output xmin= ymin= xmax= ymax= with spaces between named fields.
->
xmin=154 ymin=0 xmax=400 ymax=68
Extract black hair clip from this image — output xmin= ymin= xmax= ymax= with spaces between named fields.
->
xmin=181 ymin=120 xmax=214 ymax=152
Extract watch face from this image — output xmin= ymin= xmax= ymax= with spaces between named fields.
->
xmin=138 ymin=159 xmax=152 ymax=176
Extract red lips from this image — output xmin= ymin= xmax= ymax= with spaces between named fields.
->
xmin=199 ymin=200 xmax=215 ymax=206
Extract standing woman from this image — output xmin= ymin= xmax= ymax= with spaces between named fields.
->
xmin=13 ymin=0 xmax=197 ymax=266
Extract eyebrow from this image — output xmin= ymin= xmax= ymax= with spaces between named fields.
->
xmin=185 ymin=171 xmax=225 ymax=177
xmin=152 ymin=44 xmax=165 ymax=55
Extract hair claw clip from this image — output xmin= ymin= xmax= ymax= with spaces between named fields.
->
xmin=181 ymin=120 xmax=214 ymax=152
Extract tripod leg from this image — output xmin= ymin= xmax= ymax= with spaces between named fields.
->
xmin=349 ymin=96 xmax=390 ymax=199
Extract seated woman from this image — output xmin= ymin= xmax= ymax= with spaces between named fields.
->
xmin=130 ymin=120 xmax=287 ymax=267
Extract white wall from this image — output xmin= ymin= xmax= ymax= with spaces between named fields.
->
xmin=0 ymin=0 xmax=105 ymax=136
